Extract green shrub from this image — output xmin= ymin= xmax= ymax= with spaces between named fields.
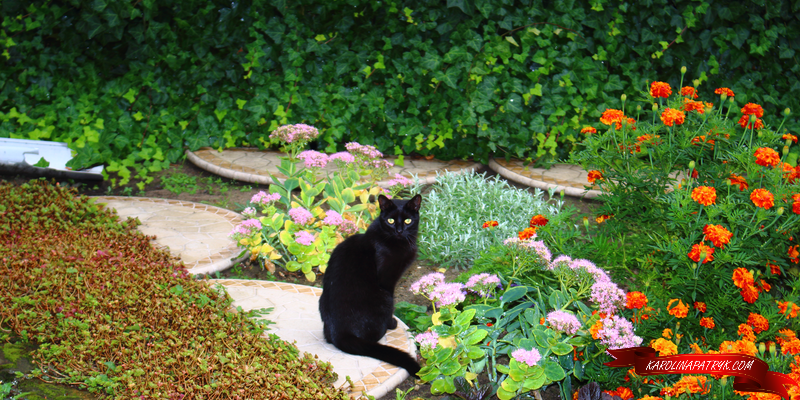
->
xmin=412 ymin=171 xmax=562 ymax=268
xmin=0 ymin=179 xmax=348 ymax=399
xmin=3 ymin=1 xmax=799 ymax=187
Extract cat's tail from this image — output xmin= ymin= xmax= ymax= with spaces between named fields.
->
xmin=333 ymin=334 xmax=421 ymax=377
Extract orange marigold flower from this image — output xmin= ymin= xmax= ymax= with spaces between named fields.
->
xmin=754 ymin=147 xmax=781 ymax=167
xmin=691 ymin=186 xmax=716 ymax=206
xmin=700 ymin=317 xmax=715 ymax=329
xmin=587 ymin=170 xmax=603 ymax=184
xmin=768 ymin=262 xmax=782 ymax=276
xmin=777 ymin=329 xmax=797 ymax=345
xmin=789 ymin=245 xmax=799 ymax=263
xmin=694 ymin=302 xmax=707 ymax=313
xmin=600 ymin=109 xmax=627 ymax=129
xmin=660 ymin=108 xmax=686 ymax=126
xmin=738 ymin=114 xmax=765 ymax=129
xmin=683 ymin=98 xmax=707 ymax=114
xmin=738 ymin=323 xmax=756 ymax=341
xmin=741 ymin=284 xmax=760 ymax=304
xmin=650 ymin=81 xmax=672 ymax=98
xmin=615 ymin=387 xmax=634 ymax=400
xmin=729 ymin=174 xmax=748 ymax=190
xmin=626 ymin=291 xmax=648 ymax=309
xmin=780 ymin=162 xmax=796 ymax=182
xmin=750 ymin=188 xmax=775 ymax=209
xmin=681 ymin=86 xmax=699 ymax=99
xmin=757 ymin=279 xmax=771 ymax=293
xmin=778 ymin=301 xmax=799 ymax=319
xmin=783 ymin=133 xmax=798 ymax=144
xmin=651 ymin=338 xmax=678 ymax=356
xmin=688 ymin=243 xmax=714 ymax=264
xmin=715 ymin=87 xmax=735 ymax=97
xmin=636 ymin=134 xmax=661 ymax=143
xmin=590 ymin=319 xmax=604 ymax=339
xmin=690 ymin=135 xmax=715 ymax=148
xmin=596 ymin=214 xmax=612 ymax=224
xmin=783 ymin=338 xmax=800 ymax=355
xmin=732 ymin=268 xmax=755 ymax=288
xmin=690 ymin=342 xmax=704 ymax=354
xmin=795 ymin=200 xmax=800 ymax=215
xmin=482 ymin=220 xmax=498 ymax=229
xmin=703 ymin=224 xmax=732 ymax=248
xmin=667 ymin=299 xmax=689 ymax=318
xmin=638 ymin=396 xmax=664 ymax=400
xmin=747 ymin=312 xmax=770 ymax=333
xmin=581 ymin=126 xmax=597 ymax=134
xmin=672 ymin=375 xmax=710 ymax=395
xmin=741 ymin=102 xmax=765 ymax=118
xmin=529 ymin=214 xmax=549 ymax=227
xmin=662 ymin=328 xmax=673 ymax=339
xmin=518 ymin=227 xmax=537 ymax=240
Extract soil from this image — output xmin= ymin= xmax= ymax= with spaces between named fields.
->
xmin=1 ymin=160 xmax=602 ymax=400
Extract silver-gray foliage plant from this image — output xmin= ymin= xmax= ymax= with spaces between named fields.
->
xmin=409 ymin=170 xmax=562 ymax=268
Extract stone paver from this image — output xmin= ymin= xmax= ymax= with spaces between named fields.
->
xmin=209 ymin=279 xmax=416 ymax=399
xmin=91 ymin=196 xmax=245 ymax=275
xmin=186 ymin=148 xmax=482 ymax=187
xmin=489 ymin=159 xmax=603 ymax=199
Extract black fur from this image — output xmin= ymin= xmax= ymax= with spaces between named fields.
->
xmin=319 ymin=194 xmax=422 ymax=376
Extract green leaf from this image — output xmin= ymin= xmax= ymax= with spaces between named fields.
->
xmin=32 ymin=157 xmax=50 ymax=168
xmin=454 ymin=308 xmax=476 ymax=327
xmin=501 ymin=286 xmax=528 ymax=304
xmin=542 ymin=360 xmax=566 ymax=381
xmin=236 ymin=99 xmax=247 ymax=109
xmin=420 ymin=52 xmax=442 ymax=71
xmin=550 ymin=342 xmax=573 ymax=356
xmin=123 ymin=88 xmax=137 ymax=103
xmin=214 ymin=109 xmax=228 ymax=122
xmin=463 ymin=329 xmax=488 ymax=345
xmin=440 ymin=360 xmax=461 ymax=375
xmin=496 ymin=387 xmax=516 ymax=400
xmin=532 ymin=83 xmax=543 ymax=96
xmin=505 ymin=36 xmax=519 ymax=47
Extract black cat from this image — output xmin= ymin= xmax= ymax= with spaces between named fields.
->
xmin=319 ymin=194 xmax=422 ymax=376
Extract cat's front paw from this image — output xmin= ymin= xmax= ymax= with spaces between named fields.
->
xmin=387 ymin=317 xmax=398 ymax=330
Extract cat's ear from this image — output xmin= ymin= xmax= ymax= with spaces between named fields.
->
xmin=405 ymin=194 xmax=422 ymax=212
xmin=378 ymin=195 xmax=395 ymax=211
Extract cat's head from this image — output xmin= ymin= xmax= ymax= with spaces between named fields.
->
xmin=376 ymin=194 xmax=422 ymax=238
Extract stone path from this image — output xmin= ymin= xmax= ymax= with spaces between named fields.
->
xmin=489 ymin=159 xmax=603 ymax=199
xmin=92 ymin=196 xmax=415 ymax=399
xmin=91 ymin=196 xmax=245 ymax=275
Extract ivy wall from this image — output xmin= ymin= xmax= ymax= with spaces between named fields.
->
xmin=1 ymin=0 xmax=798 ymax=186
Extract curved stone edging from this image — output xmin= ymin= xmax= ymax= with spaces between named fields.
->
xmin=489 ymin=158 xmax=604 ymax=199
xmin=91 ymin=196 xmax=246 ymax=275
xmin=209 ymin=279 xmax=416 ymax=399
xmin=187 ymin=148 xmax=483 ymax=187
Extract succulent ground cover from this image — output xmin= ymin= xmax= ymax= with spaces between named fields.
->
xmin=0 ymin=179 xmax=348 ymax=399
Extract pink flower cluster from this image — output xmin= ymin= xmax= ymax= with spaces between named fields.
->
xmin=229 ymin=218 xmax=262 ymax=238
xmin=251 ymin=191 xmax=281 ymax=206
xmin=329 ymin=152 xmax=355 ymax=165
xmin=288 ymin=207 xmax=313 ymax=225
xmin=295 ymin=231 xmax=315 ymax=246
xmin=511 ymin=348 xmax=542 ymax=367
xmin=409 ymin=272 xmax=446 ymax=296
xmin=298 ymin=150 xmax=329 ymax=169
xmin=338 ymin=219 xmax=359 ymax=236
xmin=346 ymin=142 xmax=383 ymax=159
xmin=269 ymin=124 xmax=319 ymax=144
xmin=415 ymin=331 xmax=439 ymax=350
xmin=546 ymin=310 xmax=582 ymax=335
xmin=597 ymin=315 xmax=643 ymax=349
xmin=503 ymin=237 xmax=552 ymax=264
xmin=465 ymin=273 xmax=501 ymax=297
xmin=590 ymin=281 xmax=626 ymax=315
xmin=322 ymin=210 xmax=344 ymax=226
xmin=387 ymin=173 xmax=413 ymax=187
xmin=430 ymin=282 xmax=466 ymax=307
xmin=241 ymin=207 xmax=256 ymax=218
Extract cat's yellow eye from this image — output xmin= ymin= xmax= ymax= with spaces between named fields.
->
xmin=387 ymin=218 xmax=395 ymax=224
xmin=404 ymin=219 xmax=412 ymax=224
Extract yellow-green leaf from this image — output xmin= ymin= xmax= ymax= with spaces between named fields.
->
xmin=505 ymin=36 xmax=519 ymax=47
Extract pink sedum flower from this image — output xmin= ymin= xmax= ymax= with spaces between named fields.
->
xmin=322 ymin=210 xmax=344 ymax=226
xmin=269 ymin=124 xmax=319 ymax=144
xmin=598 ymin=315 xmax=643 ymax=349
xmin=409 ymin=273 xmax=446 ymax=297
xmin=387 ymin=173 xmax=413 ymax=187
xmin=295 ymin=231 xmax=315 ymax=246
xmin=329 ymin=152 xmax=355 ymax=164
xmin=414 ymin=331 xmax=439 ymax=350
xmin=251 ymin=191 xmax=281 ymax=206
xmin=465 ymin=273 xmax=502 ymax=297
xmin=591 ymin=280 xmax=626 ymax=315
xmin=288 ymin=207 xmax=313 ymax=225
xmin=229 ymin=218 xmax=262 ymax=238
xmin=298 ymin=150 xmax=329 ymax=169
xmin=511 ymin=348 xmax=542 ymax=367
xmin=546 ymin=310 xmax=582 ymax=335
xmin=430 ymin=282 xmax=466 ymax=307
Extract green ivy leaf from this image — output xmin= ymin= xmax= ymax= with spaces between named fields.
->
xmin=123 ymin=88 xmax=137 ymax=103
